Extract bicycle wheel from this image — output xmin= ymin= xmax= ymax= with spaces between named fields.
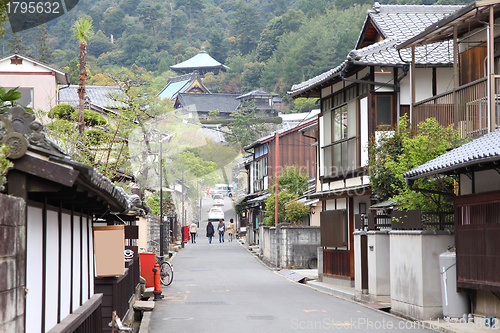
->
xmin=160 ymin=261 xmax=173 ymax=286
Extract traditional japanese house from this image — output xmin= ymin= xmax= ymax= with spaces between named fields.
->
xmin=239 ymin=118 xmax=317 ymax=245
xmin=404 ymin=128 xmax=500 ymax=321
xmin=0 ymin=106 xmax=146 ymax=332
xmin=397 ymin=1 xmax=500 ymax=137
xmin=0 ymin=52 xmax=70 ymax=113
xmin=288 ymin=3 xmax=462 ymax=291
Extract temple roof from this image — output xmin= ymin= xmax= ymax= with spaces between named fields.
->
xmin=170 ymin=49 xmax=228 ymax=74
xmin=158 ymin=72 xmax=210 ymax=100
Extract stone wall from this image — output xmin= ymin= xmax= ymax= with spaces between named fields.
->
xmin=260 ymin=224 xmax=320 ymax=269
xmin=0 ymin=194 xmax=25 ymax=332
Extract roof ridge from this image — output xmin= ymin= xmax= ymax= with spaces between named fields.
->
xmin=370 ymin=4 xmax=463 ymax=14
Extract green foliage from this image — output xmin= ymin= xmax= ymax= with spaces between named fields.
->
xmin=49 ymin=104 xmax=76 ymax=120
xmin=366 ymin=116 xmax=462 ymax=213
xmin=0 ymin=87 xmax=23 ymax=113
xmin=84 ymin=129 xmax=108 ymax=145
xmin=72 ymin=109 xmax=107 ymax=126
xmin=264 ymin=164 xmax=309 ymax=225
xmin=270 ymin=165 xmax=309 ymax=196
xmin=72 ymin=16 xmax=94 ymax=43
xmin=226 ymin=101 xmax=268 ymax=148
xmin=264 ymin=191 xmax=298 ymax=226
xmin=290 ymin=98 xmax=319 ymax=113
xmin=208 ymin=109 xmax=221 ymax=119
xmin=0 ymin=144 xmax=13 ymax=191
xmin=146 ymin=190 xmax=174 ymax=216
xmin=285 ymin=200 xmax=310 ymax=225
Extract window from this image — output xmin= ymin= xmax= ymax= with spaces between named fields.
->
xmin=375 ymin=95 xmax=393 ymax=127
xmin=7 ymin=87 xmax=33 ymax=108
xmin=253 ymin=157 xmax=268 ymax=192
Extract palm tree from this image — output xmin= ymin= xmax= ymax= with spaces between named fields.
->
xmin=72 ymin=17 xmax=94 ymax=139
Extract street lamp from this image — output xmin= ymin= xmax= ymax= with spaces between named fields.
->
xmin=159 ymin=134 xmax=174 ymax=257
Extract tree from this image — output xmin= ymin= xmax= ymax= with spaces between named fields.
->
xmin=7 ymin=33 xmax=28 ymax=54
xmin=72 ymin=17 xmax=94 ymax=139
xmin=35 ymin=25 xmax=51 ymax=63
xmin=226 ymin=101 xmax=267 ymax=148
xmin=264 ymin=164 xmax=309 ymax=225
xmin=366 ymin=116 xmax=462 ymax=213
xmin=290 ymin=98 xmax=319 ymax=113
xmin=229 ymin=1 xmax=263 ymax=55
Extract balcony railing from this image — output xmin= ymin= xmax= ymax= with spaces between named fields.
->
xmin=413 ymin=77 xmax=490 ymax=138
xmin=355 ymin=211 xmax=454 ymax=231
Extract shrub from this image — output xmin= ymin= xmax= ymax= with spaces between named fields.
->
xmin=72 ymin=109 xmax=107 ymax=126
xmin=49 ymin=104 xmax=75 ymax=120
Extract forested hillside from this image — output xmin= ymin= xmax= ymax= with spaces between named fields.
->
xmin=1 ymin=0 xmax=469 ymax=109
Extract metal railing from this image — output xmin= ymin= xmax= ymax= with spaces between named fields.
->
xmin=355 ymin=211 xmax=454 ymax=231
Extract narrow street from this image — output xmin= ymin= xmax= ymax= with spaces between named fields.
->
xmin=148 ymin=195 xmax=434 ymax=332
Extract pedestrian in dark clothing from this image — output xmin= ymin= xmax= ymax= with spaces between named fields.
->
xmin=206 ymin=221 xmax=215 ymax=244
xmin=218 ymin=219 xmax=225 ymax=243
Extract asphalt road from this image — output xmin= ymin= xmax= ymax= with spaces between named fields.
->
xmin=149 ymin=196 xmax=434 ymax=332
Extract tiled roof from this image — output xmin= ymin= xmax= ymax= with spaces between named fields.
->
xmin=403 ymin=129 xmax=500 ymax=180
xmin=58 ymin=85 xmax=126 ymax=109
xmin=176 ymin=93 xmax=240 ymax=113
xmin=170 ymin=49 xmax=227 ymax=70
xmin=158 ymin=73 xmax=198 ymax=100
xmin=288 ymin=4 xmax=462 ymax=97
xmin=364 ymin=4 xmax=463 ymax=45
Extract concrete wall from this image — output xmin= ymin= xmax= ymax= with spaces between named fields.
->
xmin=389 ymin=230 xmax=454 ymax=320
xmin=0 ymin=194 xmax=25 ymax=332
xmin=260 ymin=225 xmax=320 ymax=269
xmin=368 ymin=231 xmax=391 ymax=303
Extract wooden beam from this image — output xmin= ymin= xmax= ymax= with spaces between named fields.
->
xmin=13 ymin=154 xmax=79 ymax=187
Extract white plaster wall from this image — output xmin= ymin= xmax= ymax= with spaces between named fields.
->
xmin=60 ymin=213 xmax=72 ymax=322
xmin=353 ymin=196 xmax=371 ymax=215
xmin=368 ymin=231 xmax=390 ymax=301
xmin=436 ymin=67 xmax=454 ymax=95
xmin=460 ymin=173 xmax=473 ymax=196
xmin=360 ymin=97 xmax=369 ymax=167
xmin=81 ymin=216 xmax=89 ymax=303
xmin=337 ymin=198 xmax=346 ymax=210
xmin=0 ymin=74 xmax=58 ymax=112
xmin=310 ymin=205 xmax=321 ymax=227
xmin=72 ymin=215 xmax=81 ymax=312
xmin=45 ymin=210 xmax=59 ymax=331
xmin=390 ymin=231 xmax=454 ymax=320
xmin=474 ymin=170 xmax=500 ymax=194
xmin=353 ymin=232 xmax=363 ymax=292
xmin=88 ymin=220 xmax=94 ymax=296
xmin=26 ymin=206 xmax=43 ymax=333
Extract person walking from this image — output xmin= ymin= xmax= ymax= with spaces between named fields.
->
xmin=217 ymin=219 xmax=225 ymax=243
xmin=189 ymin=221 xmax=198 ymax=244
xmin=227 ymin=218 xmax=235 ymax=242
xmin=206 ymin=221 xmax=214 ymax=244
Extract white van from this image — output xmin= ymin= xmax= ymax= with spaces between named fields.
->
xmin=211 ymin=184 xmax=234 ymax=198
